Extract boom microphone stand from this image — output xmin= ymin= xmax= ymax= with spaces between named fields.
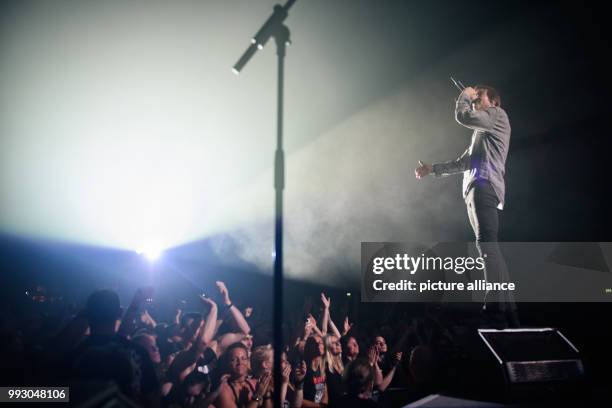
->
xmin=232 ymin=2 xmax=297 ymax=407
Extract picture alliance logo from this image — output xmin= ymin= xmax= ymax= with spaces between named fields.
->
xmin=371 ymin=253 xmax=486 ymax=275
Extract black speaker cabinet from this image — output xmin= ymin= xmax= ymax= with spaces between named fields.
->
xmin=478 ymin=328 xmax=584 ymax=400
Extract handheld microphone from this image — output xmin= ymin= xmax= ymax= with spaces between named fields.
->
xmin=450 ymin=76 xmax=466 ymax=92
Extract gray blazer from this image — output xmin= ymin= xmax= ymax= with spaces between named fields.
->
xmin=432 ymin=93 xmax=511 ymax=209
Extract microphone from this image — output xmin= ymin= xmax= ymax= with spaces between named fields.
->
xmin=450 ymin=76 xmax=466 ymax=92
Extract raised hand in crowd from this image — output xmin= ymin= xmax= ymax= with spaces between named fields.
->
xmin=197 ymin=295 xmax=218 ymax=349
xmin=342 ymin=316 xmax=354 ymax=336
xmin=140 ymin=309 xmax=157 ymax=328
xmin=320 ymin=293 xmax=330 ymax=337
xmin=304 ymin=318 xmax=314 ymax=338
xmin=320 ymin=293 xmax=330 ymax=309
xmin=320 ymin=293 xmax=342 ymax=339
xmin=210 ymin=281 xmax=252 ymax=356
xmin=293 ymin=317 xmax=313 ymax=354
xmin=118 ymin=286 xmax=154 ymax=338
xmin=307 ymin=313 xmax=323 ymax=337
xmin=215 ymin=281 xmax=250 ymax=334
xmin=174 ymin=307 xmax=182 ymax=325
xmin=215 ymin=281 xmax=232 ymax=306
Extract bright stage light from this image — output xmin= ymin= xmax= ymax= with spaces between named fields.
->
xmin=137 ymin=244 xmax=163 ymax=262
xmin=0 ymin=2 xmax=277 ymax=252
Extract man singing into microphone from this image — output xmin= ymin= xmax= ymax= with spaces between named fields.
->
xmin=415 ymin=85 xmax=518 ymax=326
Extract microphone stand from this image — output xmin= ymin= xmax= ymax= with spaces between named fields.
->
xmin=232 ymin=2 xmax=297 ymax=407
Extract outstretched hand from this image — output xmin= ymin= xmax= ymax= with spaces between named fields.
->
xmin=415 ymin=161 xmax=433 ymax=179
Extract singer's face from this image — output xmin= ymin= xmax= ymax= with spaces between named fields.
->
xmin=473 ymin=88 xmax=492 ymax=111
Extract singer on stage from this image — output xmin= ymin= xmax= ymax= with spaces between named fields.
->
xmin=415 ymin=85 xmax=518 ymax=326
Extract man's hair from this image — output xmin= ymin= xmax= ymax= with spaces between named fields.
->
xmin=85 ymin=289 xmax=121 ymax=326
xmin=475 ymin=85 xmax=501 ymax=107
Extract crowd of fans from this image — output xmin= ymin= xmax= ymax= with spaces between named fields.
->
xmin=0 ymin=282 xmax=456 ymax=407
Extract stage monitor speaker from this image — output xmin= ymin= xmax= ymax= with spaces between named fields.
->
xmin=478 ymin=327 xmax=584 ymax=399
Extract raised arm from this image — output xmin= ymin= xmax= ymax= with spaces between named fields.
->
xmin=320 ymin=293 xmax=330 ymax=337
xmin=293 ymin=319 xmax=314 ymax=354
xmin=173 ymin=307 xmax=182 ymax=325
xmin=167 ymin=321 xmax=203 ymax=383
xmin=327 ymin=319 xmax=341 ymax=340
xmin=341 ymin=316 xmax=354 ymax=337
xmin=321 ymin=293 xmax=341 ymax=339
xmin=307 ymin=314 xmax=323 ymax=338
xmin=198 ymin=296 xmax=218 ymax=349
xmin=455 ymin=88 xmax=497 ymax=131
xmin=118 ymin=286 xmax=152 ymax=338
xmin=216 ymin=281 xmax=251 ymax=335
